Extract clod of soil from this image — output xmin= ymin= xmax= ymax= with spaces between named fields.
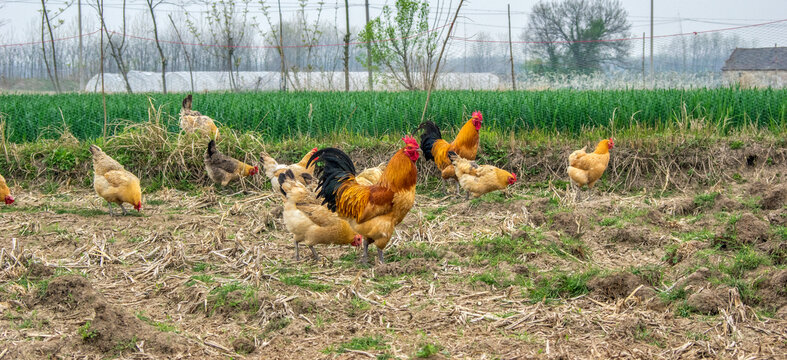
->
xmin=550 ymin=212 xmax=582 ymax=237
xmin=686 ymin=288 xmax=726 ymax=315
xmin=510 ymin=229 xmax=530 ymax=242
xmin=762 ymin=241 xmax=787 ymax=265
xmin=375 ymin=259 xmax=437 ymax=277
xmin=734 ymin=213 xmax=770 ymax=244
xmin=760 ymin=184 xmax=787 ymax=210
xmin=232 ymin=337 xmax=256 ymax=354
xmin=37 ymin=275 xmax=101 ymax=311
xmin=614 ymin=314 xmax=648 ymax=339
xmin=588 ymin=273 xmax=649 ymax=300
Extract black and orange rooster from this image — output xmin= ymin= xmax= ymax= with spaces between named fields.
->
xmin=307 ymin=136 xmax=420 ymax=265
xmin=418 ymin=111 xmax=483 ymax=192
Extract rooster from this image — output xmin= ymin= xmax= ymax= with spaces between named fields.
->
xmin=0 ymin=173 xmax=14 ymax=205
xmin=89 ymin=145 xmax=141 ymax=215
xmin=567 ymin=138 xmax=614 ymax=200
xmin=448 ymin=151 xmax=517 ymax=199
xmin=278 ymin=170 xmax=362 ymax=260
xmin=261 ymin=148 xmax=318 ymax=195
xmin=180 ymin=94 xmax=219 ymax=139
xmin=204 ymin=140 xmax=259 ymax=186
xmin=308 ymin=137 xmax=419 ymax=265
xmin=418 ymin=111 xmax=483 ymax=191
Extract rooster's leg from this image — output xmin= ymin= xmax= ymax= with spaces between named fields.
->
xmin=294 ymin=241 xmax=300 ymax=261
xmin=119 ymin=204 xmax=127 ymax=216
xmin=377 ymin=248 xmax=385 ymax=264
xmin=361 ymin=238 xmax=371 ymax=264
xmin=106 ymin=202 xmax=115 ymax=216
xmin=309 ymin=246 xmax=319 ymax=261
xmin=455 ymin=180 xmax=461 ymax=194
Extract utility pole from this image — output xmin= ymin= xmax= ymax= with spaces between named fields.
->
xmin=78 ymin=0 xmax=84 ymax=91
xmin=650 ymin=0 xmax=654 ymax=87
xmin=364 ymin=0 xmax=372 ymax=90
xmin=278 ymin=0 xmax=286 ymax=91
xmin=344 ymin=0 xmax=350 ymax=92
xmin=507 ymin=4 xmax=516 ymax=91
xmin=642 ymin=32 xmax=645 ymax=88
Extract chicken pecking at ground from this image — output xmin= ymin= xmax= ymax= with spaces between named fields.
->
xmin=418 ymin=111 xmax=483 ymax=192
xmin=278 ymin=169 xmax=362 ymax=261
xmin=307 ymin=136 xmax=419 ymax=265
xmin=179 ymin=94 xmax=219 ymax=139
xmin=448 ymin=151 xmax=517 ymax=199
xmin=261 ymin=148 xmax=318 ymax=196
xmin=89 ymin=145 xmax=141 ymax=215
xmin=0 ymin=173 xmax=14 ymax=205
xmin=567 ymin=138 xmax=614 ymax=201
xmin=204 ymin=140 xmax=259 ymax=186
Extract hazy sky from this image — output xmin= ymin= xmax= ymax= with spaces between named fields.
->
xmin=1 ymin=0 xmax=785 ymax=43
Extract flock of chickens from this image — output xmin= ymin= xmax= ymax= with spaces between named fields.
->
xmin=0 ymin=95 xmax=615 ymax=265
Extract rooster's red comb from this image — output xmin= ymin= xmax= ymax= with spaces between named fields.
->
xmin=472 ymin=111 xmax=483 ymax=122
xmin=311 ymin=147 xmax=318 ymax=152
xmin=402 ymin=135 xmax=419 ymax=148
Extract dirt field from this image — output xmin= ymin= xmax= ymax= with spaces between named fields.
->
xmin=1 ymin=174 xmax=786 ymax=359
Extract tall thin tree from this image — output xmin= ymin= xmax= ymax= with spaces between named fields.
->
xmin=146 ymin=0 xmax=167 ymax=93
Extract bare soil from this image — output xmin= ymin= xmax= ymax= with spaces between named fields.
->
xmin=1 ymin=173 xmax=787 ymax=359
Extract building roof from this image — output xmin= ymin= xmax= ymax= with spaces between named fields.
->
xmin=722 ymin=47 xmax=787 ymax=71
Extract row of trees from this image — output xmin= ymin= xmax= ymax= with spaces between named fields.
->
xmin=0 ymin=0 xmax=759 ymax=92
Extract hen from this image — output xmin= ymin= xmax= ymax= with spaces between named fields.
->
xmin=448 ymin=151 xmax=517 ymax=198
xmin=204 ymin=140 xmax=259 ymax=186
xmin=418 ymin=111 xmax=483 ymax=191
xmin=278 ymin=170 xmax=362 ymax=260
xmin=355 ymin=163 xmax=386 ymax=186
xmin=567 ymin=138 xmax=614 ymax=200
xmin=0 ymin=173 xmax=14 ymax=205
xmin=261 ymin=148 xmax=318 ymax=195
xmin=179 ymin=94 xmax=219 ymax=139
xmin=90 ymin=145 xmax=141 ymax=215
xmin=308 ymin=137 xmax=419 ymax=264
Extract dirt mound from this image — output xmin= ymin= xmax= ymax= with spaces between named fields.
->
xmin=606 ymin=228 xmax=653 ymax=245
xmin=588 ymin=273 xmax=649 ymax=300
xmin=25 ymin=262 xmax=55 ymax=278
xmin=763 ymin=241 xmax=787 ymax=265
xmin=760 ymin=184 xmax=787 ymax=210
xmin=686 ymin=288 xmax=726 ymax=315
xmin=756 ymin=270 xmax=787 ymax=311
xmin=550 ymin=212 xmax=582 ymax=237
xmin=714 ymin=195 xmax=743 ymax=211
xmin=734 ymin=213 xmax=770 ymax=244
xmin=645 ymin=210 xmax=668 ymax=227
xmin=766 ymin=208 xmax=787 ymax=226
xmin=666 ymin=240 xmax=704 ymax=265
xmin=37 ymin=275 xmax=101 ymax=311
xmin=375 ymin=259 xmax=437 ymax=277
xmin=86 ymin=302 xmax=183 ymax=355
xmin=675 ymin=268 xmax=713 ymax=291
xmin=659 ymin=197 xmax=696 ymax=215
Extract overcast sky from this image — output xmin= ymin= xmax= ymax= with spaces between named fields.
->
xmin=1 ymin=0 xmax=785 ymax=44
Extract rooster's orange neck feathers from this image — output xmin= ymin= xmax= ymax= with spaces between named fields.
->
xmin=379 ymin=149 xmax=417 ymax=193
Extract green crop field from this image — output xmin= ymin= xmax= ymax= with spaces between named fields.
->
xmin=1 ymin=88 xmax=785 ymax=143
